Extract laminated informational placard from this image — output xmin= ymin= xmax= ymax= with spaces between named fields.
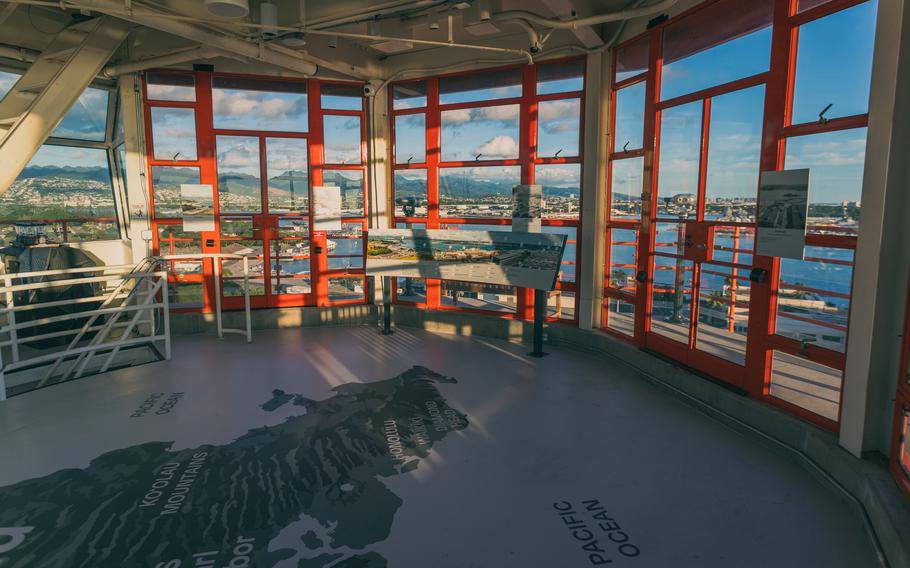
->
xmin=313 ymin=185 xmax=342 ymax=231
xmin=756 ymin=169 xmax=810 ymax=260
xmin=180 ymin=184 xmax=215 ymax=232
xmin=512 ymin=184 xmax=542 ymax=233
xmin=366 ymin=229 xmax=567 ymax=291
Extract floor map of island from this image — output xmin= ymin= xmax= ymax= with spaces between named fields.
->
xmin=0 ymin=366 xmax=468 ymax=568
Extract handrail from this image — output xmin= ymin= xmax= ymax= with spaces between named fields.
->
xmin=0 ymin=259 xmax=169 ymax=400
xmin=152 ymin=253 xmax=252 ymax=344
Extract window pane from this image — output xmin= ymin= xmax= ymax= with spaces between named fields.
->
xmin=157 ymin=223 xmax=203 ymax=275
xmin=323 ymin=170 xmax=364 ymax=217
xmin=328 ymin=276 xmax=365 ymax=302
xmin=146 ymin=72 xmax=195 ymax=101
xmin=606 ymin=297 xmax=636 ymax=336
xmin=608 ymin=227 xmax=638 ymax=292
xmin=393 ymin=81 xmax=427 ymax=110
xmin=538 ymin=98 xmax=580 ymax=158
xmin=705 ymin=85 xmax=764 ymax=222
xmin=439 ymin=166 xmax=519 ymax=218
xmin=614 ymin=82 xmax=645 ymax=152
xmin=654 ymin=221 xmax=687 ymax=251
xmin=394 ymin=169 xmax=427 ymax=216
xmin=541 ymin=225 xmax=577 ymax=283
xmin=615 ymin=35 xmax=649 ymax=83
xmin=548 ymin=290 xmax=576 ymax=320
xmin=537 ymin=59 xmax=584 ymax=94
xmin=439 ymin=68 xmax=522 ymax=105
xmin=770 ymin=350 xmax=841 ymax=420
xmin=152 ymin=166 xmax=200 ymax=218
xmin=657 ymin=102 xmax=702 ymax=217
xmin=711 ymin=226 xmax=754 ymax=266
xmin=610 ymin=157 xmax=643 ymax=220
xmin=661 ymin=0 xmax=773 ymax=100
xmin=441 ymin=104 xmax=519 ymax=162
xmin=1 ymin=145 xmax=117 ymax=242
xmin=266 ymin=138 xmax=308 ymax=214
xmin=784 ymin=128 xmax=866 ymax=235
xmin=212 ymin=76 xmax=308 ymax=131
xmin=776 ymin=246 xmax=853 ymax=353
xmin=321 ymin=83 xmax=363 ymax=111
xmin=395 ymin=113 xmax=426 ymax=164
xmin=651 ymin=256 xmax=694 ymax=343
xmin=51 ymin=87 xmax=109 ymax=141
xmin=323 ymin=115 xmax=362 ymax=164
xmin=536 ymin=163 xmax=580 ymax=220
xmin=151 ymin=107 xmax=197 ymax=161
xmin=696 ymin=264 xmax=751 ymax=366
xmin=0 ymin=69 xmax=19 ymax=99
xmin=216 ymin=135 xmax=261 ymax=214
xmin=791 ymin=1 xmax=877 ymax=125
xmin=328 ymin=223 xmax=364 ymax=270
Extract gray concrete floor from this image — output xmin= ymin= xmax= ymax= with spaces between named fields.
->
xmin=0 ymin=326 xmax=880 ymax=567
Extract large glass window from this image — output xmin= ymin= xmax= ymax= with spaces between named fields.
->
xmin=323 ymin=170 xmax=364 ymax=217
xmin=266 ymin=138 xmax=308 ymax=214
xmin=784 ymin=128 xmax=867 ymax=234
xmin=791 ymin=1 xmax=877 ymax=125
xmin=656 ymin=102 xmax=702 ymax=216
xmin=1 ymin=145 xmax=118 ymax=242
xmin=610 ymin=158 xmax=643 ymax=220
xmin=393 ymin=169 xmax=428 ymax=217
xmin=146 ymin=72 xmax=195 ymax=102
xmin=704 ymin=86 xmax=765 ymax=222
xmin=439 ymin=68 xmax=522 ymax=105
xmin=323 ymin=115 xmax=362 ymax=164
xmin=51 ymin=87 xmax=109 ymax=142
xmin=393 ymin=81 xmax=427 ymax=110
xmin=613 ymin=82 xmax=646 ymax=152
xmin=538 ymin=98 xmax=581 ymax=158
xmin=151 ymin=107 xmax=198 ymax=161
xmin=438 ymin=166 xmax=520 ymax=218
xmin=216 ymin=135 xmax=261 ymax=214
xmin=441 ymin=104 xmax=520 ymax=162
xmin=321 ymin=83 xmax=363 ymax=111
xmin=212 ymin=76 xmax=308 ymax=132
xmin=537 ymin=59 xmax=584 ymax=95
xmin=661 ymin=0 xmax=773 ymax=100
xmin=394 ymin=114 xmax=426 ymax=164
xmin=536 ymin=164 xmax=580 ymax=220
xmin=152 ymin=166 xmax=200 ymax=218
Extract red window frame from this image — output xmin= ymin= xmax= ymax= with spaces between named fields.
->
xmin=890 ymin=268 xmax=910 ymax=500
xmin=603 ymin=0 xmax=874 ymax=432
xmin=142 ymin=70 xmax=368 ymax=313
xmin=389 ymin=56 xmax=586 ymax=324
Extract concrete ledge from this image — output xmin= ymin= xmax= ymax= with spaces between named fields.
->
xmin=170 ymin=304 xmax=378 ymax=336
xmin=391 ymin=305 xmax=910 ymax=568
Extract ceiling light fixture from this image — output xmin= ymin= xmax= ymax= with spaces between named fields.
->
xmin=282 ymin=32 xmax=307 ymax=47
xmin=203 ymin=0 xmax=250 ymax=18
xmin=260 ymin=1 xmax=279 ymax=38
xmin=427 ymin=10 xmax=440 ymax=30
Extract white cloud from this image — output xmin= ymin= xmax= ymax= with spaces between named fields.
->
xmin=543 ymin=121 xmax=578 ymax=134
xmin=476 ymin=104 xmax=520 ymax=122
xmin=539 ymin=99 xmax=580 ymax=121
xmin=441 ymin=108 xmax=472 ymax=125
xmin=213 ymin=90 xmax=259 ymax=116
xmin=473 ymin=135 xmax=519 ymax=159
xmin=536 ymin=166 xmax=579 ymax=184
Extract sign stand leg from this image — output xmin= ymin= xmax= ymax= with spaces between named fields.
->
xmin=381 ymin=276 xmax=393 ymax=336
xmin=529 ymin=288 xmax=548 ymax=358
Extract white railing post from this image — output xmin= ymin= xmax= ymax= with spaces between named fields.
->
xmin=161 ymin=272 xmax=171 ymax=361
xmin=4 ymin=274 xmax=19 ymax=363
xmin=243 ymin=255 xmax=252 ymax=343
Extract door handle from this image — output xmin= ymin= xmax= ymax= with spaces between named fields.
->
xmin=314 ymin=246 xmax=323 ymax=254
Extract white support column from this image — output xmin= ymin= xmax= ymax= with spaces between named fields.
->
xmin=367 ymin=82 xmax=392 ymax=305
xmin=840 ymin=0 xmax=910 ymax=457
xmin=118 ymin=73 xmax=153 ymax=263
xmin=577 ymin=52 xmax=608 ymax=330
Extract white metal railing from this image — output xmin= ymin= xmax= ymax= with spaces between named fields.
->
xmin=0 ymin=259 xmax=169 ymax=399
xmin=151 ymin=253 xmax=252 ymax=343
xmin=0 ymin=253 xmax=254 ymax=400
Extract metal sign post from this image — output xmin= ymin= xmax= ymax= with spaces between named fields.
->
xmin=381 ymin=275 xmax=393 ymax=335
xmin=529 ymin=288 xmax=548 ymax=358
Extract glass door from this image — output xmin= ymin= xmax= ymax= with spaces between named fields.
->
xmin=645 ymin=85 xmax=765 ymax=388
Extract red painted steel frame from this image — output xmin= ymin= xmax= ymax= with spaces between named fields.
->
xmin=142 ymin=70 xmax=368 ymax=313
xmin=603 ymin=0 xmax=872 ymax=432
xmin=388 ymin=55 xmax=586 ymax=324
